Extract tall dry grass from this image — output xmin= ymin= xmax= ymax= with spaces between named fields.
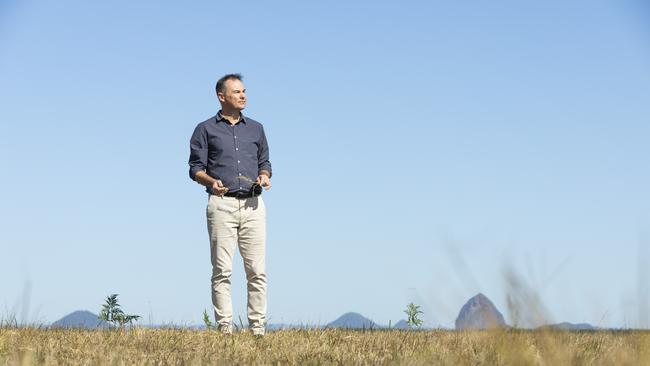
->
xmin=1 ymin=327 xmax=649 ymax=365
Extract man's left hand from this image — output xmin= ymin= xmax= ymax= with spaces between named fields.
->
xmin=256 ymin=174 xmax=272 ymax=190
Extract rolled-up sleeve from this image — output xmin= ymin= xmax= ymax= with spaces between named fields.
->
xmin=188 ymin=124 xmax=208 ymax=181
xmin=257 ymin=126 xmax=272 ymax=177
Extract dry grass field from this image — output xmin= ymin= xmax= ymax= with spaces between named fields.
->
xmin=1 ymin=327 xmax=649 ymax=365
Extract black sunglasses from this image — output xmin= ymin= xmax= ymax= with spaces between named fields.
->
xmin=237 ymin=176 xmax=263 ymax=196
xmin=250 ymin=182 xmax=263 ymax=196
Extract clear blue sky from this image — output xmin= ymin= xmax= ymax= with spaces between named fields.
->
xmin=1 ymin=0 xmax=649 ymax=328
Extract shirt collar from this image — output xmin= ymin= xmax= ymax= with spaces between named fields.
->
xmin=216 ymin=110 xmax=247 ymax=124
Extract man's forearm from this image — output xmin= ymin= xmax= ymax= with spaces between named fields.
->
xmin=194 ymin=171 xmax=218 ymax=188
xmin=259 ymin=170 xmax=271 ymax=178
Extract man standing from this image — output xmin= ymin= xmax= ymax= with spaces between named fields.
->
xmin=188 ymin=74 xmax=272 ymax=336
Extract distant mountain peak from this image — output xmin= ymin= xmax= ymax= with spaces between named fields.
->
xmin=455 ymin=293 xmax=507 ymax=330
xmin=392 ymin=319 xmax=409 ymax=329
xmin=326 ymin=312 xmax=377 ymax=329
xmin=51 ymin=310 xmax=108 ymax=329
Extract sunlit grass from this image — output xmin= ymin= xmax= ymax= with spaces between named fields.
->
xmin=1 ymin=327 xmax=649 ymax=365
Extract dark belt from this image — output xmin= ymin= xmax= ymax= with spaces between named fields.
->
xmin=223 ymin=191 xmax=260 ymax=199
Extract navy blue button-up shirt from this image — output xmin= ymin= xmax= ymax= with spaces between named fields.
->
xmin=189 ymin=111 xmax=272 ymax=194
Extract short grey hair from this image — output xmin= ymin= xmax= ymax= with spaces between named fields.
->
xmin=215 ymin=73 xmax=243 ymax=94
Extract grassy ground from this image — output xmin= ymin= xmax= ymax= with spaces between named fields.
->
xmin=1 ymin=327 xmax=649 ymax=365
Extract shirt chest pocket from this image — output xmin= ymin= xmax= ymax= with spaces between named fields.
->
xmin=237 ymin=134 xmax=260 ymax=150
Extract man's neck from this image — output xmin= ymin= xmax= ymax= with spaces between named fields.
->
xmin=220 ymin=108 xmax=241 ymax=125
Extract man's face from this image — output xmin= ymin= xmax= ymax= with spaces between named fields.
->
xmin=218 ymin=79 xmax=247 ymax=111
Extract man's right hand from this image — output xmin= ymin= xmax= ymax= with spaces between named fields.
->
xmin=212 ymin=180 xmax=229 ymax=197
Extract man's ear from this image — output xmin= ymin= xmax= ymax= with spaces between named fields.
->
xmin=217 ymin=92 xmax=225 ymax=103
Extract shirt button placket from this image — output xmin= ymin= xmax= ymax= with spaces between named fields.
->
xmin=233 ymin=125 xmax=242 ymax=190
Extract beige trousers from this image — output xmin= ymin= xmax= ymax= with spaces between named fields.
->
xmin=206 ymin=194 xmax=267 ymax=330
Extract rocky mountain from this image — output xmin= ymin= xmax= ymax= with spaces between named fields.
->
xmin=326 ymin=312 xmax=377 ymax=329
xmin=51 ymin=310 xmax=108 ymax=329
xmin=455 ymin=293 xmax=507 ymax=330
